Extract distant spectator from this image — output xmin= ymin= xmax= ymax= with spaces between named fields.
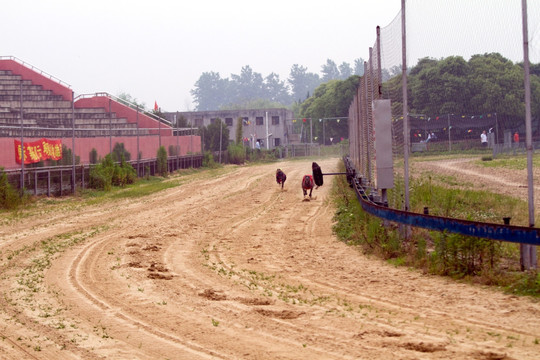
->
xmin=481 ymin=130 xmax=488 ymax=147
xmin=514 ymin=132 xmax=519 ymax=144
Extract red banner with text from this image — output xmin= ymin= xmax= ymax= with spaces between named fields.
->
xmin=14 ymin=138 xmax=63 ymax=164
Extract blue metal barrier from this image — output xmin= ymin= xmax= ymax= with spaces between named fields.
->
xmin=342 ymin=157 xmax=540 ymax=246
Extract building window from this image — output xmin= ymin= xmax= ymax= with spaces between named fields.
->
xmin=194 ymin=118 xmax=203 ymax=127
xmin=272 ymin=116 xmax=280 ymax=125
xmin=242 ymin=117 xmax=249 ymax=126
xmin=225 ymin=118 xmax=233 ymax=126
xmin=256 ymin=116 xmax=264 ymax=126
xmin=274 ymin=138 xmax=281 ymax=146
xmin=210 ymin=118 xmax=219 ymax=124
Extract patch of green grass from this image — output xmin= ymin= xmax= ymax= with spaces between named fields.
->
xmin=387 ymin=257 xmax=406 ymax=267
xmin=396 ymin=173 xmax=528 ymax=225
xmin=475 ymin=154 xmax=540 ymax=170
xmin=505 ymin=271 xmax=540 ymax=297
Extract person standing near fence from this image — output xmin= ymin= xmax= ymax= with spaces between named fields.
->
xmin=513 ymin=131 xmax=520 ymax=154
xmin=481 ymin=130 xmax=488 ymax=147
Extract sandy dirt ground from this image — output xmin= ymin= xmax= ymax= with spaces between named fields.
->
xmin=0 ymin=157 xmax=539 ymax=360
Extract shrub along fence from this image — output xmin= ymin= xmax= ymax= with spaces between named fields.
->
xmin=3 ymin=154 xmax=203 ymax=196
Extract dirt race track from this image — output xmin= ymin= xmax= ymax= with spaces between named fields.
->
xmin=0 ymin=157 xmax=539 ymax=359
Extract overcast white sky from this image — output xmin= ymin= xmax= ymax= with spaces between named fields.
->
xmin=2 ymin=1 xmax=539 ymax=112
xmin=2 ymin=0 xmax=401 ymax=111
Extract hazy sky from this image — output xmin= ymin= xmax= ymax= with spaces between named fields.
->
xmin=2 ymin=0 xmax=401 ymax=111
xmin=2 ymin=1 xmax=539 ymax=112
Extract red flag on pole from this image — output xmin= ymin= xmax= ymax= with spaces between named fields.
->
xmin=154 ymin=101 xmax=158 ymax=111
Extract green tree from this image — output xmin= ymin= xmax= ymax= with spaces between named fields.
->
xmin=0 ymin=167 xmax=22 ymax=209
xmin=89 ymin=148 xmax=98 ymax=164
xmin=50 ymin=145 xmax=80 ymax=166
xmin=89 ymin=154 xmax=115 ymax=191
xmin=230 ymin=65 xmax=265 ymax=103
xmin=467 ymin=53 xmax=524 ymax=128
xmin=117 ymin=92 xmax=146 ymax=110
xmin=382 ymin=52 xmax=540 ymax=140
xmin=235 ymin=117 xmax=244 ymax=144
xmin=175 ymin=114 xmax=188 ymax=128
xmin=298 ymin=76 xmax=359 ymax=144
xmin=191 ymin=71 xmax=231 ymax=111
xmin=156 ymin=146 xmax=168 ymax=176
xmin=288 ymin=64 xmax=322 ymax=103
xmin=408 ymin=56 xmax=471 ymax=115
xmin=200 ymin=119 xmax=229 ymax=152
xmin=321 ymin=59 xmax=340 ymax=82
xmin=112 ymin=142 xmax=131 ymax=162
xmin=353 ymin=58 xmax=365 ymax=76
xmin=89 ymin=154 xmax=136 ymax=190
xmin=263 ymin=72 xmax=292 ymax=105
xmin=338 ymin=62 xmax=353 ymax=79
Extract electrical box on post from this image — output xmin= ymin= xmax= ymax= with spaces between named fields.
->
xmin=373 ymin=99 xmax=394 ymax=189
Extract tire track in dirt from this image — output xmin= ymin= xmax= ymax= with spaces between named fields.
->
xmin=65 ymin=232 xmax=225 ymax=359
xmin=49 ymin=163 xmax=319 ymax=359
xmin=194 ymin=161 xmax=364 ymax=359
xmin=192 ymin=161 xmax=452 ymax=359
xmin=45 ymin=167 xmax=263 ymax=359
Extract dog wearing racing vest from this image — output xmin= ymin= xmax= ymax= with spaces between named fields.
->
xmin=276 ymin=169 xmax=287 ymax=189
xmin=301 ymin=174 xmax=314 ymax=198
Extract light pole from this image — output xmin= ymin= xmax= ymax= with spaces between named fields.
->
xmin=219 ymin=119 xmax=222 ymax=164
xmin=310 ymin=118 xmax=313 ymax=145
xmin=322 ymin=119 xmax=325 ymax=145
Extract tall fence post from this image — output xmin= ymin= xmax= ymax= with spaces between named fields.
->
xmin=108 ymin=97 xmax=112 ymax=154
xmin=521 ymin=0 xmax=537 ymax=270
xmin=71 ymin=91 xmax=76 ymax=194
xmin=19 ymin=78 xmax=24 ymax=193
xmin=176 ymin=114 xmax=180 ymax=171
xmin=137 ymin=106 xmax=140 ymax=176
xmin=401 ymin=0 xmax=410 ymax=212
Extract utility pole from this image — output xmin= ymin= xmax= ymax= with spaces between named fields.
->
xmin=521 ymin=0 xmax=536 ymax=270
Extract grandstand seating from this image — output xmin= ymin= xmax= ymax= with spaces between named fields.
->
xmin=0 ymin=68 xmax=149 ymax=137
xmin=0 ymin=57 xmax=200 ymax=171
xmin=0 ymin=58 xmax=170 ymax=138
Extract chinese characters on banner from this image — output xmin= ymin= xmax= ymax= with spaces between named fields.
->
xmin=14 ymin=138 xmax=63 ymax=164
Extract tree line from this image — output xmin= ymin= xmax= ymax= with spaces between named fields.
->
xmin=382 ymin=53 xmax=540 ymax=134
xmin=297 ymin=52 xmax=540 ymax=144
xmin=190 ymin=58 xmax=365 ymax=111
xmin=121 ymin=52 xmax=540 ymax=148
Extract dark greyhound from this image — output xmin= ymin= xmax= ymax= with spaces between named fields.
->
xmin=276 ymin=169 xmax=287 ymax=189
xmin=312 ymin=162 xmax=323 ymax=188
